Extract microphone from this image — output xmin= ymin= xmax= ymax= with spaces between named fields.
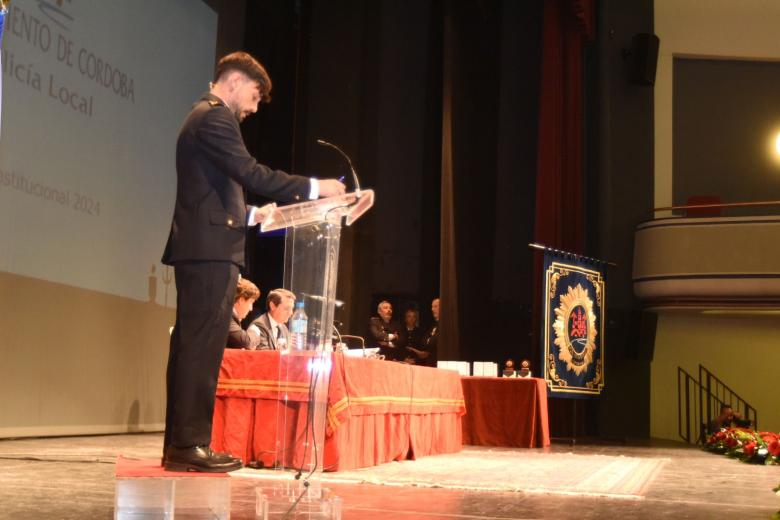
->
xmin=316 ymin=138 xmax=362 ymax=195
xmin=302 ymin=293 xmax=344 ymax=307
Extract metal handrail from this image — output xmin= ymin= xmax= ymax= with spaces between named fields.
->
xmin=699 ymin=364 xmax=758 ymax=431
xmin=677 ymin=367 xmax=700 ymax=443
xmin=677 ymin=365 xmax=758 ymax=445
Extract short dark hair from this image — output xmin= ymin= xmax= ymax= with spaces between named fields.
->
xmin=267 ymin=288 xmax=295 ymax=307
xmin=214 ymin=51 xmax=272 ymax=103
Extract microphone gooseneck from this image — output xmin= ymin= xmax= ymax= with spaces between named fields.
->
xmin=316 ymin=138 xmax=362 ymax=195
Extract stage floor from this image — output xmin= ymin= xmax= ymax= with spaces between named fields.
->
xmin=0 ymin=432 xmax=778 ymax=519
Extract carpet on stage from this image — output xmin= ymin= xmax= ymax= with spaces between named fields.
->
xmin=235 ymin=446 xmax=669 ymax=500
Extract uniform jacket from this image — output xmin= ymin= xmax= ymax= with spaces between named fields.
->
xmin=162 ymin=93 xmax=310 ymax=267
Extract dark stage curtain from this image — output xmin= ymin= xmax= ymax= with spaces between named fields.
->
xmin=438 ymin=8 xmax=460 ymax=362
xmin=437 ymin=1 xmax=502 ymax=362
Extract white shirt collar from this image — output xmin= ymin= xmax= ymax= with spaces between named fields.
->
xmin=268 ymin=313 xmax=281 ymax=330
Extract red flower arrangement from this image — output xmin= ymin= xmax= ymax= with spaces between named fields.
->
xmin=769 ymin=440 xmax=780 ymax=457
xmin=707 ymin=429 xmax=780 ymax=518
xmin=705 ymin=427 xmax=780 ymax=465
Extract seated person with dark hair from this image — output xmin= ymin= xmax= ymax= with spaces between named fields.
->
xmin=250 ymin=288 xmax=295 ymax=350
xmin=368 ymin=300 xmax=402 ymax=360
xmin=226 ymin=278 xmax=261 ymax=349
xmin=708 ymin=404 xmax=751 ymax=434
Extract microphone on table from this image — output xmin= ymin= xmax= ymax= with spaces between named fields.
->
xmin=316 ymin=138 xmax=362 ymax=197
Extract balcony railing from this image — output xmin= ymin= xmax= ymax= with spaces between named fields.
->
xmin=633 ymin=200 xmax=780 ymax=306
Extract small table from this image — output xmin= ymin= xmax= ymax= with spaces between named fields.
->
xmin=460 ymin=377 xmax=550 ymax=448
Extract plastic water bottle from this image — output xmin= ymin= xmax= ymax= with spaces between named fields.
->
xmin=290 ymin=301 xmax=308 ymax=350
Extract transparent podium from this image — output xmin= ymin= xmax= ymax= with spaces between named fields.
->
xmin=255 ymin=190 xmax=373 ymax=520
xmin=114 ymin=457 xmax=231 ymax=519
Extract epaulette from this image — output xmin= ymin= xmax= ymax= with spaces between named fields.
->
xmin=208 ymin=99 xmax=223 ymax=107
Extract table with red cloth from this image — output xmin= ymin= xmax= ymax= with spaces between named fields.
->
xmin=460 ymin=376 xmax=550 ymax=448
xmin=211 ymin=349 xmax=466 ymax=471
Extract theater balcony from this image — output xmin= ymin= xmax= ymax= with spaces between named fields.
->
xmin=632 ymin=200 xmax=780 ymax=308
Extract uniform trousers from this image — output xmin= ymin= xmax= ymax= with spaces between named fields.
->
xmin=163 ymin=261 xmax=239 ymax=450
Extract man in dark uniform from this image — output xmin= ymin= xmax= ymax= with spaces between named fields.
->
xmin=367 ymin=300 xmax=402 ymax=360
xmin=161 ymin=52 xmax=345 ymax=472
xmin=410 ymin=297 xmax=439 ymax=367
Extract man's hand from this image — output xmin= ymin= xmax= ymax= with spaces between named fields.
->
xmin=251 ymin=203 xmax=276 ymax=225
xmin=318 ymin=179 xmax=347 ymax=197
xmin=246 ymin=324 xmax=260 ymax=351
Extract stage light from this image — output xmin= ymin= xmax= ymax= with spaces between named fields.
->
xmin=767 ymin=130 xmax=780 ymax=166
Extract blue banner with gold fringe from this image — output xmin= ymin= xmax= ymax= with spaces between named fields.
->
xmin=541 ymin=248 xmax=606 ymax=397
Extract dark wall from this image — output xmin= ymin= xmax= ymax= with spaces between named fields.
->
xmin=673 ymin=58 xmax=780 ymax=208
xmin=203 ymin=0 xmax=247 ymax=65
xmin=588 ymin=0 xmax=655 ymax=439
xmin=240 ymin=0 xmax=304 ymax=319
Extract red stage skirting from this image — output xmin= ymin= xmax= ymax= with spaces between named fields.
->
xmin=211 ymin=350 xmax=466 ymax=471
xmin=460 ymin=377 xmax=551 ymax=448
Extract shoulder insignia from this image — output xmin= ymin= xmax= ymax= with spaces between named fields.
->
xmin=208 ymin=99 xmax=222 ymax=107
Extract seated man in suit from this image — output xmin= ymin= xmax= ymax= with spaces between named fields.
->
xmin=368 ymin=300 xmax=402 ymax=360
xmin=226 ymin=278 xmax=261 ymax=349
xmin=251 ymin=288 xmax=295 ymax=350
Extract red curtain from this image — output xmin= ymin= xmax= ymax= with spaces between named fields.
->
xmin=534 ymin=0 xmax=594 ymax=252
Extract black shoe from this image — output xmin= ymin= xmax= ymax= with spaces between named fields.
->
xmin=162 ymin=444 xmax=236 ymax=467
xmin=163 ymin=445 xmax=243 ymax=473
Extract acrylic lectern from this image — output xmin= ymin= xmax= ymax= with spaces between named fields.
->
xmin=255 ymin=189 xmax=374 ymax=519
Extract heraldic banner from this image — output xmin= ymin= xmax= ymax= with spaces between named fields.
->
xmin=541 ymin=249 xmax=606 ymax=398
